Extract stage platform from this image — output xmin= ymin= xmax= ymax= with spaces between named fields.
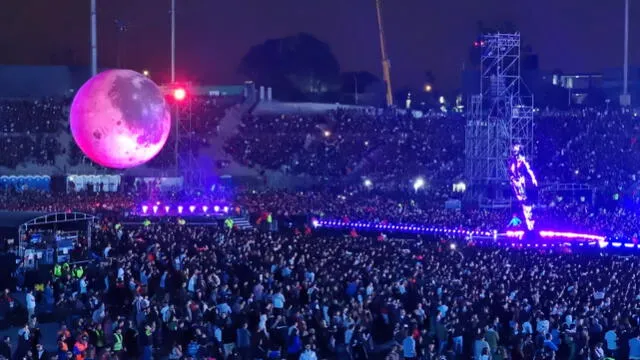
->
xmin=313 ymin=219 xmax=633 ymax=251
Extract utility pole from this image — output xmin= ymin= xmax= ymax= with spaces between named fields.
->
xmin=621 ymin=0 xmax=631 ymax=106
xmin=171 ymin=0 xmax=176 ymax=83
xmin=375 ymin=0 xmax=393 ymax=106
xmin=90 ymin=0 xmax=97 ymax=76
xmin=354 ymin=74 xmax=359 ymax=105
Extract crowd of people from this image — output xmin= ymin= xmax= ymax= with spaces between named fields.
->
xmin=4 ymin=213 xmax=640 ymax=360
xmin=0 ymin=96 xmax=240 ymax=170
xmin=224 ymin=109 xmax=463 ymax=184
xmin=5 ymin=97 xmax=640 ymax=360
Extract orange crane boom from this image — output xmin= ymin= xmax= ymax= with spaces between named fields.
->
xmin=375 ymin=0 xmax=394 ymax=106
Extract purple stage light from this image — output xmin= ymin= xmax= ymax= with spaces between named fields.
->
xmin=214 ymin=205 xmax=220 ymax=212
xmin=538 ymin=230 xmax=605 ymax=241
xmin=152 ymin=205 xmax=158 ymax=214
xmin=142 ymin=205 xmax=148 ymax=214
xmin=202 ymin=205 xmax=209 ymax=213
xmin=178 ymin=206 xmax=184 ymax=214
xmin=164 ymin=206 xmax=170 ymax=213
xmin=314 ymin=218 xmax=614 ymax=251
xmin=223 ymin=206 xmax=229 ymax=213
xmin=189 ymin=205 xmax=196 ymax=213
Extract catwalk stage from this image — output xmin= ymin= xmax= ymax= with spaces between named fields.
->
xmin=312 ymin=219 xmax=632 ymax=252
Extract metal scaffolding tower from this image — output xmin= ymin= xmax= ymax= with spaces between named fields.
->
xmin=465 ymin=33 xmax=534 ymax=185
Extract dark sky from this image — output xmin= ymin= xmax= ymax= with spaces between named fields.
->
xmin=1 ymin=0 xmax=638 ymax=91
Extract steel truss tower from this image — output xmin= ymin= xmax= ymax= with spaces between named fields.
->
xmin=173 ymin=98 xmax=204 ymax=189
xmin=465 ymin=33 xmax=534 ymax=185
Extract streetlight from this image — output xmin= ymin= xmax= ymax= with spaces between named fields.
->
xmin=90 ymin=0 xmax=97 ymax=76
xmin=621 ymin=0 xmax=631 ymax=106
xmin=171 ymin=0 xmax=176 ymax=83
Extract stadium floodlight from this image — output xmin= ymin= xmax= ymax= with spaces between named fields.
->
xmin=173 ymin=88 xmax=186 ymax=101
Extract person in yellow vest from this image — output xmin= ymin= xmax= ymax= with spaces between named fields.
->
xmin=73 ymin=266 xmax=84 ymax=279
xmin=62 ymin=262 xmax=70 ymax=276
xmin=113 ymin=328 xmax=124 ymax=354
xmin=91 ymin=325 xmax=105 ymax=350
xmin=53 ymin=264 xmax=62 ymax=278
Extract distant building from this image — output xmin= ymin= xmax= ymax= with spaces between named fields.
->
xmin=541 ymin=72 xmax=604 ymax=105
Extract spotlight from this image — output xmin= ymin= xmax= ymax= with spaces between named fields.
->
xmin=152 ymin=206 xmax=158 ymax=214
xmin=142 ymin=205 xmax=148 ymax=214
xmin=202 ymin=206 xmax=209 ymax=213
xmin=214 ymin=205 xmax=220 ymax=212
xmin=189 ymin=205 xmax=196 ymax=213
xmin=223 ymin=206 xmax=229 ymax=213
xmin=173 ymin=88 xmax=186 ymax=101
xmin=164 ymin=206 xmax=170 ymax=213
xmin=177 ymin=206 xmax=184 ymax=214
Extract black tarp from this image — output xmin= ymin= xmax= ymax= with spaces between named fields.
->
xmin=0 ymin=211 xmax=47 ymax=230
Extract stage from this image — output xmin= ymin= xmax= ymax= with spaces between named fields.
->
xmin=312 ymin=219 xmax=633 ymax=252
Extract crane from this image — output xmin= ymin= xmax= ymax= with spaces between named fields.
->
xmin=375 ymin=0 xmax=393 ymax=106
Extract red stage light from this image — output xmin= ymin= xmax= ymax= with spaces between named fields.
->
xmin=173 ymin=88 xmax=186 ymax=101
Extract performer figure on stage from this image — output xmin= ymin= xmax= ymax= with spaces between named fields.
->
xmin=508 ymin=144 xmax=538 ymax=231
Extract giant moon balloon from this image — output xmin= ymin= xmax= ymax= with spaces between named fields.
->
xmin=70 ymin=69 xmax=171 ymax=168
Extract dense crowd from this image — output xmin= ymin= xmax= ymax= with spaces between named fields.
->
xmin=5 ymin=98 xmax=640 ymax=360
xmin=3 ymin=97 xmax=640 ymax=197
xmin=224 ymin=109 xmax=463 ymax=184
xmin=0 ymin=96 xmax=240 ymax=169
xmin=535 ymin=109 xmax=640 ymax=193
xmin=4 ymin=215 xmax=640 ymax=360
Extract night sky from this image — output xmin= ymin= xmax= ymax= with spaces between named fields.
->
xmin=1 ymin=0 xmax=638 ymax=91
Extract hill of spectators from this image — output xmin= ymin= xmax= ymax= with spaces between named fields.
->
xmin=0 ymin=96 xmax=241 ymax=170
xmin=224 ymin=109 xmax=464 ymax=185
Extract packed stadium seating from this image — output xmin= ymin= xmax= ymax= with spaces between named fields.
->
xmin=3 ymin=97 xmax=640 ymax=360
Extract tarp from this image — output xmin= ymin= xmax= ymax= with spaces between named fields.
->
xmin=0 ymin=211 xmax=47 ymax=229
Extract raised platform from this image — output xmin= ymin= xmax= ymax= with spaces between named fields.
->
xmin=312 ymin=219 xmax=629 ymax=251
xmin=134 ymin=202 xmax=233 ymax=217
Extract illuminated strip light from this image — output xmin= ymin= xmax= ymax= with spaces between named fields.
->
xmin=139 ymin=204 xmax=230 ymax=216
xmin=506 ymin=230 xmax=525 ymax=239
xmin=314 ymin=220 xmax=492 ymax=237
xmin=538 ymin=231 xmax=605 ymax=242
xmin=316 ymin=220 xmax=611 ymax=248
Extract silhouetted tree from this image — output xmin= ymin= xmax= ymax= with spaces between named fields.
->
xmin=238 ymin=33 xmax=341 ymax=101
